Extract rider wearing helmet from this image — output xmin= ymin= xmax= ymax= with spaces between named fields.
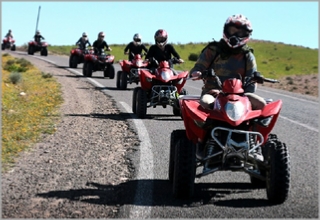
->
xmin=190 ymin=14 xmax=266 ymax=160
xmin=5 ymin=29 xmax=13 ymax=40
xmin=76 ymin=32 xmax=91 ymax=50
xmin=124 ymin=33 xmax=148 ymax=61
xmin=34 ymin=30 xmax=45 ymax=45
xmin=145 ymin=29 xmax=184 ymax=74
xmin=92 ymin=31 xmax=112 ymax=55
xmin=190 ymin=14 xmax=266 ymax=111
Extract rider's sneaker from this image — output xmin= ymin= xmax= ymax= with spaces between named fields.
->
xmin=252 ymin=147 xmax=264 ymax=161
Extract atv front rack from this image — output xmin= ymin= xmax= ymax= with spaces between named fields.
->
xmin=196 ymin=127 xmax=265 ymax=178
xmin=149 ymin=85 xmax=178 ymax=107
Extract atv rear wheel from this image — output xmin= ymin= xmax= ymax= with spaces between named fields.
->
xmin=265 ymin=136 xmax=290 ymax=204
xmin=105 ymin=64 xmax=115 ymax=79
xmin=135 ymin=88 xmax=147 ymax=118
xmin=173 ymin=132 xmax=196 ymax=199
xmin=1 ymin=44 xmax=4 ymax=50
xmin=169 ymin=129 xmax=186 ymax=183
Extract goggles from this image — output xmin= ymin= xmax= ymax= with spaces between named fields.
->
xmin=227 ymin=25 xmax=249 ymax=38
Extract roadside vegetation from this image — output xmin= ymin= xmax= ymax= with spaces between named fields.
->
xmin=1 ymin=53 xmax=63 ymax=171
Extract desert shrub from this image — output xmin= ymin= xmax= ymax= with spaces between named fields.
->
xmin=9 ymin=72 xmax=22 ymax=84
xmin=188 ymin=53 xmax=199 ymax=61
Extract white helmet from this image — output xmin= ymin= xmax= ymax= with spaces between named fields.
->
xmin=82 ymin=32 xmax=88 ymax=41
xmin=133 ymin=33 xmax=142 ymax=45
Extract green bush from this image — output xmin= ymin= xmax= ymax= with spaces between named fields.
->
xmin=9 ymin=72 xmax=22 ymax=84
xmin=188 ymin=53 xmax=199 ymax=61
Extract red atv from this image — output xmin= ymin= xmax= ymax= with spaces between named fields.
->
xmin=2 ymin=37 xmax=16 ymax=51
xmin=82 ymin=48 xmax=115 ymax=78
xmin=132 ymin=58 xmax=189 ymax=118
xmin=116 ymin=53 xmax=148 ymax=90
xmin=69 ymin=46 xmax=94 ymax=68
xmin=28 ymin=40 xmax=48 ymax=56
xmin=170 ymin=69 xmax=290 ymax=204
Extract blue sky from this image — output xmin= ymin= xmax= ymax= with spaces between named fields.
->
xmin=1 ymin=1 xmax=319 ymax=49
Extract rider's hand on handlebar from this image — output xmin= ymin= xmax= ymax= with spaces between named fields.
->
xmin=124 ymin=52 xmax=129 ymax=55
xmin=190 ymin=71 xmax=202 ymax=80
xmin=143 ymin=59 xmax=149 ymax=64
xmin=208 ymin=89 xmax=220 ymax=98
xmin=178 ymin=58 xmax=184 ymax=63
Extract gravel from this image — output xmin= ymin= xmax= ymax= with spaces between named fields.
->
xmin=1 ymin=53 xmax=140 ymax=218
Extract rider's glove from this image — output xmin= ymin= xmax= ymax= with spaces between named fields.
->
xmin=190 ymin=71 xmax=202 ymax=80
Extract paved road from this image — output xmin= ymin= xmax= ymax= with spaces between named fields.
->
xmin=14 ymin=51 xmax=319 ymax=218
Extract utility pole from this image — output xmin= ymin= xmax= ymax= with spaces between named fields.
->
xmin=35 ymin=6 xmax=41 ymax=34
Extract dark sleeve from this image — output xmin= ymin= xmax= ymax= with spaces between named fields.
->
xmin=168 ymin=44 xmax=180 ymax=59
xmin=104 ymin=41 xmax=109 ymax=48
xmin=41 ymin=35 xmax=45 ymax=39
xmin=92 ymin=40 xmax=97 ymax=47
xmin=76 ymin=38 xmax=80 ymax=45
xmin=145 ymin=45 xmax=155 ymax=60
xmin=87 ymin=39 xmax=91 ymax=46
xmin=124 ymin=42 xmax=131 ymax=52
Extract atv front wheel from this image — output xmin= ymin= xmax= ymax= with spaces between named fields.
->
xmin=169 ymin=129 xmax=186 ymax=183
xmin=41 ymin=47 xmax=48 ymax=56
xmin=86 ymin=62 xmax=93 ymax=77
xmin=28 ymin=46 xmax=34 ymax=55
xmin=82 ymin=62 xmax=87 ymax=76
xmin=120 ymin=70 xmax=128 ymax=90
xmin=135 ymin=88 xmax=147 ymax=118
xmin=265 ymin=137 xmax=290 ymax=204
xmin=132 ymin=87 xmax=140 ymax=114
xmin=116 ymin=71 xmax=121 ymax=89
xmin=173 ymin=132 xmax=196 ymax=199
xmin=69 ymin=55 xmax=78 ymax=68
xmin=11 ymin=45 xmax=16 ymax=51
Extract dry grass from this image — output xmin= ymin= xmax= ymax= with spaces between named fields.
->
xmin=1 ymin=54 xmax=64 ymax=169
xmin=261 ymin=73 xmax=318 ymax=97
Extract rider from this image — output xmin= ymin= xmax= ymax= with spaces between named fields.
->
xmin=34 ymin=30 xmax=45 ymax=45
xmin=124 ymin=33 xmax=148 ymax=61
xmin=189 ymin=14 xmax=266 ymax=111
xmin=145 ymin=29 xmax=184 ymax=74
xmin=5 ymin=29 xmax=13 ymax=40
xmin=190 ymin=14 xmax=266 ymax=160
xmin=92 ymin=31 xmax=112 ymax=55
xmin=76 ymin=32 xmax=91 ymax=50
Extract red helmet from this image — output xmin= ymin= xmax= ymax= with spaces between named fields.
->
xmin=223 ymin=14 xmax=253 ymax=48
xmin=154 ymin=29 xmax=168 ymax=48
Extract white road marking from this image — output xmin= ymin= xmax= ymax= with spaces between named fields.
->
xmin=279 ymin=115 xmax=318 ymax=132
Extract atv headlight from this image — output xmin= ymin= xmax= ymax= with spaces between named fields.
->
xmin=161 ymin=71 xmax=171 ymax=81
xmin=225 ymin=101 xmax=245 ymax=121
xmin=136 ymin=60 xmax=143 ymax=67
